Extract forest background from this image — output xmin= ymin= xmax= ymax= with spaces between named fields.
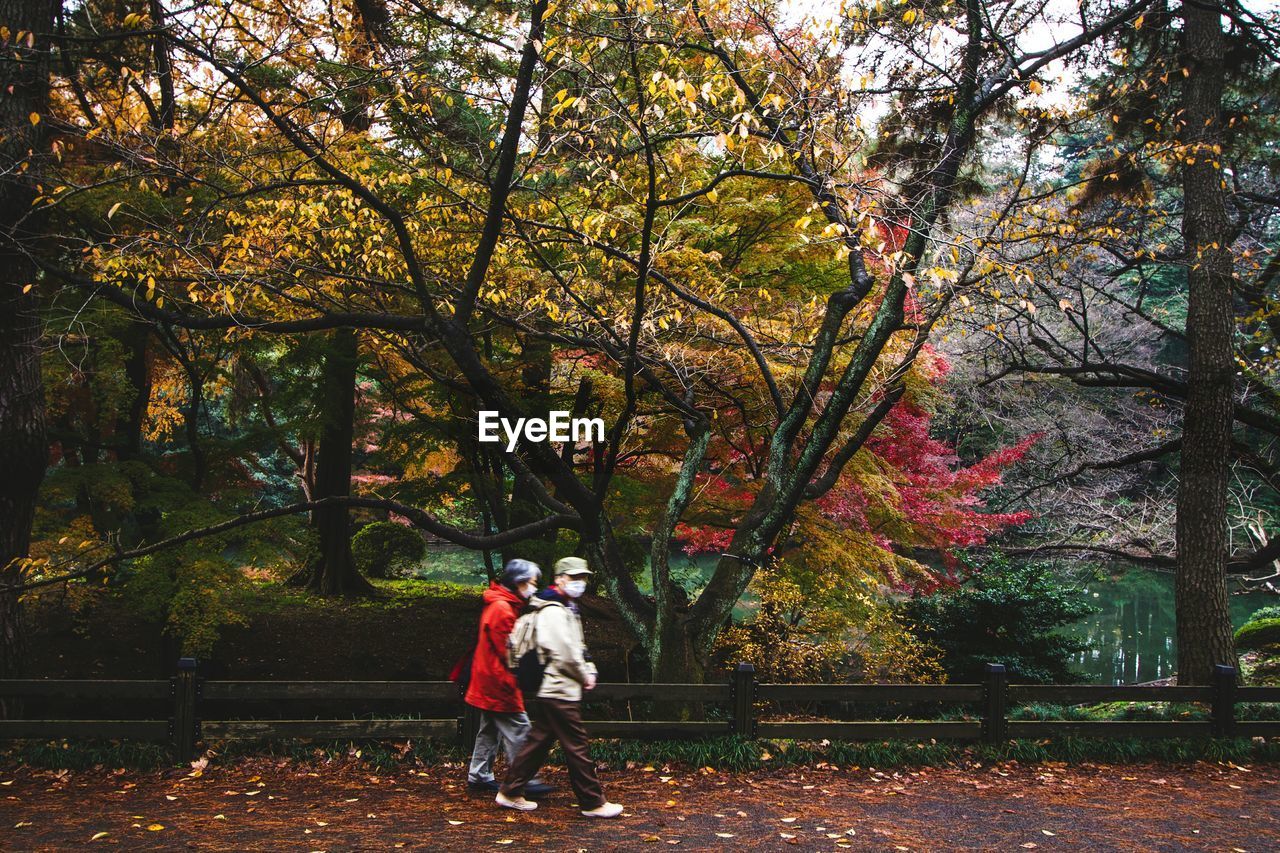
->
xmin=3 ymin=0 xmax=1280 ymax=700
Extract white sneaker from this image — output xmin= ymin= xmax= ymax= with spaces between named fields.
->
xmin=580 ymin=802 xmax=624 ymax=818
xmin=495 ymin=791 xmax=538 ymax=812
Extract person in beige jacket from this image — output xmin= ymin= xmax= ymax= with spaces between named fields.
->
xmin=496 ymin=557 xmax=624 ymax=818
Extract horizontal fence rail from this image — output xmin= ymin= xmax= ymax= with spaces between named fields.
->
xmin=1008 ymin=685 xmax=1211 ymax=703
xmin=1005 ymin=721 xmax=1215 ymax=739
xmin=200 ymin=681 xmax=463 ymax=702
xmin=755 ymin=721 xmax=983 ymax=740
xmin=0 ymin=679 xmax=171 ymax=700
xmin=755 ymin=684 xmax=984 ymax=702
xmin=200 ymin=719 xmax=460 ymax=740
xmin=1 ymin=660 xmax=1277 ymax=764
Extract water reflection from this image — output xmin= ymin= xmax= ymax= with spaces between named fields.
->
xmin=1065 ymin=569 xmax=1274 ymax=684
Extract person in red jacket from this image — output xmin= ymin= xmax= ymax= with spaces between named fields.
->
xmin=464 ymin=559 xmax=552 ymax=796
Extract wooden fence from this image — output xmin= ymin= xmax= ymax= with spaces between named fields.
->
xmin=2 ymin=661 xmax=1278 ymax=764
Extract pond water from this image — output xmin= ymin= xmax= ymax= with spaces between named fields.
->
xmin=1063 ymin=568 xmax=1274 ymax=684
xmin=405 ymin=547 xmax=737 ymax=605
xmin=405 ymin=544 xmax=492 ymax=584
xmin=408 ymin=547 xmax=1277 ymax=685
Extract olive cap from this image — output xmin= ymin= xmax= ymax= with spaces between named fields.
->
xmin=554 ymin=556 xmax=593 ymax=577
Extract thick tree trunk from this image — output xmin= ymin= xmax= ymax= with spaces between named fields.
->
xmin=1174 ymin=0 xmax=1238 ymax=685
xmin=289 ymin=329 xmax=373 ymax=595
xmin=651 ymin=619 xmax=707 ymax=719
xmin=0 ymin=285 xmax=45 ymax=707
xmin=0 ymin=0 xmax=55 ymax=713
xmin=115 ymin=321 xmax=151 ymax=461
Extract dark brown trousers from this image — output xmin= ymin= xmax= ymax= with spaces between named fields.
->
xmin=500 ymin=698 xmax=605 ymax=809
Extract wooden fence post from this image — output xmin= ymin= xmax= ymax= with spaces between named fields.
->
xmin=982 ymin=663 xmax=1007 ymax=746
xmin=731 ymin=662 xmax=756 ymax=738
xmin=1212 ymin=664 xmax=1237 ymax=737
xmin=171 ymin=657 xmax=199 ymax=765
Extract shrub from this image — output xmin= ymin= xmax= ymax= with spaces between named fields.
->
xmin=898 ymin=554 xmax=1096 ymax=683
xmin=1235 ymin=618 xmax=1280 ymax=651
xmin=123 ymin=551 xmax=249 ymax=658
xmin=1248 ymin=605 xmax=1280 ymax=623
xmin=714 ymin=561 xmax=943 ymax=683
xmin=351 ymin=521 xmax=426 ymax=578
xmin=714 ymin=569 xmax=850 ymax=682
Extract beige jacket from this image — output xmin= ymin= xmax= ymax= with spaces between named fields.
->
xmin=529 ymin=595 xmax=597 ymax=702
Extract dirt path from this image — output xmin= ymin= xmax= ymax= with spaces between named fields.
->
xmin=2 ymin=757 xmax=1277 ymax=850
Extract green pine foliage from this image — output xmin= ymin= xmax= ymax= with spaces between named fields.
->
xmin=899 ymin=555 xmax=1096 ymax=683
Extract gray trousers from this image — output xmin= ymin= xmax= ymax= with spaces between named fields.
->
xmin=467 ymin=709 xmax=531 ymax=783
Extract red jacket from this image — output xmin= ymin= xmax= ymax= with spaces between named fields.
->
xmin=464 ymin=582 xmax=526 ymax=713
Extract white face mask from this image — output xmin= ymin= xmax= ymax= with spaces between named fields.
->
xmin=562 ymin=579 xmax=587 ymax=598
xmin=518 ymin=583 xmax=537 ymax=600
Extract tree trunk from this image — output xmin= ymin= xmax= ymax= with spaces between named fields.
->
xmin=183 ymin=365 xmax=206 ymax=492
xmin=115 ymin=320 xmax=151 ymax=461
xmin=0 ymin=284 xmax=46 ymax=709
xmin=1175 ymin=0 xmax=1238 ymax=685
xmin=651 ymin=618 xmax=707 ymax=719
xmin=289 ymin=329 xmax=373 ymax=595
xmin=148 ymin=0 xmax=175 ymax=131
xmin=503 ymin=335 xmax=557 ymax=568
xmin=280 ymin=0 xmax=375 ymax=596
xmin=650 ymin=622 xmax=706 ymax=684
xmin=0 ymin=0 xmax=55 ymax=714
xmin=647 ymin=420 xmax=710 ymax=695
